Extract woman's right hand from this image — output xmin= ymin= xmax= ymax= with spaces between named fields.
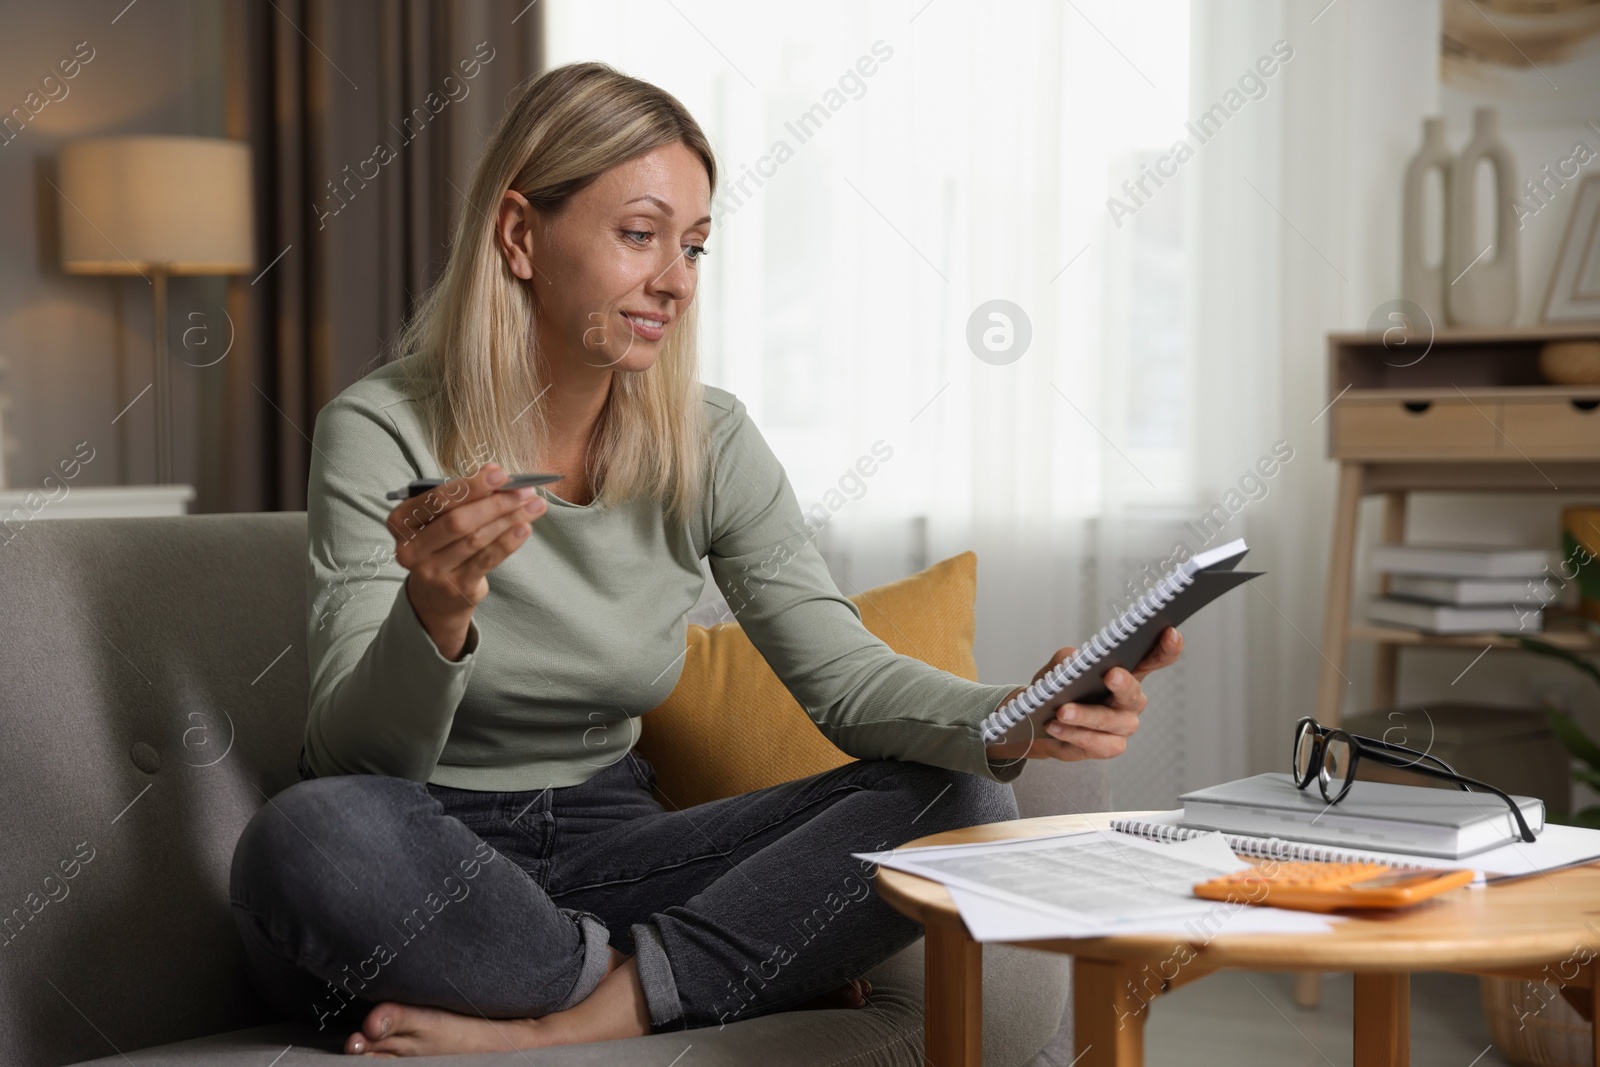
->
xmin=386 ymin=462 xmax=548 ymax=660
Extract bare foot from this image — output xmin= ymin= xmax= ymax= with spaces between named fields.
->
xmin=347 ymin=955 xmax=648 ymax=1056
xmin=344 ymin=970 xmax=870 ymax=1055
xmin=346 ymin=1001 xmax=545 ymax=1057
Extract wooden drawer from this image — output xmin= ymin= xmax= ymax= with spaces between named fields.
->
xmin=1332 ymin=399 xmax=1498 ymax=458
xmin=1499 ymin=398 xmax=1600 ymax=458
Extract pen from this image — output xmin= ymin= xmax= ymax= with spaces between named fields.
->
xmin=385 ymin=473 xmax=564 ymax=501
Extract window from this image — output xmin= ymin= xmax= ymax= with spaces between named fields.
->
xmin=546 ymin=0 xmax=1193 ymax=521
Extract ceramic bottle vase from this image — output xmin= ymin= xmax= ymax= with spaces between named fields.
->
xmin=1401 ymin=117 xmax=1451 ymax=328
xmin=1446 ymin=106 xmax=1518 ymax=328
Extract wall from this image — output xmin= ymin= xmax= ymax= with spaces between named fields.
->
xmin=0 ymin=1 xmax=226 ymax=498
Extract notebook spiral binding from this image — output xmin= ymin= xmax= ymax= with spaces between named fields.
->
xmin=979 ymin=564 xmax=1198 ymax=744
xmin=1109 ymin=817 xmax=1429 ymax=870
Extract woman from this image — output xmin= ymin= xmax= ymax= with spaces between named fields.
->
xmin=229 ymin=62 xmax=1181 ymax=1058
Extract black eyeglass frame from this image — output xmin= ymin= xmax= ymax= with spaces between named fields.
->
xmin=1291 ymin=716 xmax=1536 ymax=844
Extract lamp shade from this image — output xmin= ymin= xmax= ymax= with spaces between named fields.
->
xmin=58 ymin=136 xmax=254 ymax=275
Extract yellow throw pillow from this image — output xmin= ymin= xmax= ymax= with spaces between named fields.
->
xmin=637 ymin=551 xmax=983 ymax=810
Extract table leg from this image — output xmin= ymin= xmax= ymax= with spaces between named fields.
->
xmin=1353 ymin=972 xmax=1409 ymax=1067
xmin=924 ymin=918 xmax=982 ymax=1067
xmin=1074 ymin=957 xmax=1148 ymax=1067
xmin=1589 ymin=960 xmax=1599 ymax=1066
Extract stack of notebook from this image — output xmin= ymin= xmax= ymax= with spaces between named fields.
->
xmin=1160 ymin=772 xmax=1545 ymax=859
xmin=1110 ymin=782 xmax=1600 ymax=884
xmin=1365 ymin=543 xmax=1550 ymax=634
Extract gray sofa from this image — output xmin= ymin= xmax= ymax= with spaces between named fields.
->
xmin=1 ymin=514 xmax=1101 ymax=1066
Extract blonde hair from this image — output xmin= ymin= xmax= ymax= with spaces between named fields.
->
xmin=400 ymin=62 xmax=717 ymax=523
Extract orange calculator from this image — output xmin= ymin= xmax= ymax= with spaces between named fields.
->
xmin=1192 ymin=861 xmax=1477 ymax=913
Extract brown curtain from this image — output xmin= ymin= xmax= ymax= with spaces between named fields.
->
xmin=215 ymin=0 xmax=544 ymax=513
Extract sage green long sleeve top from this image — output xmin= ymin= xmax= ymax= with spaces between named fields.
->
xmin=303 ymin=355 xmax=1025 ymax=791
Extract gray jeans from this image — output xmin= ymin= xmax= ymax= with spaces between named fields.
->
xmin=228 ymin=753 xmax=1016 ymax=1033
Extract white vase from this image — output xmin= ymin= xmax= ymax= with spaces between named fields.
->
xmin=1401 ymin=117 xmax=1451 ymax=329
xmin=1446 ymin=106 xmax=1519 ymax=328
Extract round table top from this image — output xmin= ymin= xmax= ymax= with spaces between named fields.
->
xmin=873 ymin=811 xmax=1600 ymax=971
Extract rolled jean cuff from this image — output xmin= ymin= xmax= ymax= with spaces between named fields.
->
xmin=630 ymin=921 xmax=685 ymax=1031
xmin=554 ymin=909 xmax=613 ymax=1012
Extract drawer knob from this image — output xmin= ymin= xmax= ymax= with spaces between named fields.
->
xmin=1402 ymin=400 xmax=1433 ymax=414
xmin=1573 ymin=399 xmax=1600 ymax=413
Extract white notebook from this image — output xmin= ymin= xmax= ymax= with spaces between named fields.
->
xmin=1366 ymin=596 xmax=1541 ymax=634
xmin=980 ymin=538 xmax=1259 ymax=746
xmin=1369 ymin=543 xmax=1551 ymax=579
xmin=1388 ymin=574 xmax=1547 ymax=606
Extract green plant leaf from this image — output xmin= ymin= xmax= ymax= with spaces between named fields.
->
xmin=1576 ymin=766 xmax=1600 ymax=792
xmin=1562 ymin=529 xmax=1600 ymax=602
xmin=1506 ymin=634 xmax=1600 ymax=777
xmin=1512 ymin=634 xmax=1600 ymax=689
xmin=1566 ymin=806 xmax=1600 ymax=830
xmin=1544 ymin=704 xmax=1600 ymax=772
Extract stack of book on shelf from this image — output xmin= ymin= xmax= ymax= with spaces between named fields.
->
xmin=1366 ymin=543 xmax=1550 ymax=635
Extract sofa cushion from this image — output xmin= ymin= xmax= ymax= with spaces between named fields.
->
xmin=637 ymin=551 xmax=986 ymax=810
xmin=0 ymin=514 xmax=310 ymax=1067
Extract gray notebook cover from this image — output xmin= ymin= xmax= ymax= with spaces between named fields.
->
xmin=985 ymin=540 xmax=1258 ymax=747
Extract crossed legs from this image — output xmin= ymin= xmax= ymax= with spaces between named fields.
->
xmin=228 ymin=758 xmax=1016 ymax=1056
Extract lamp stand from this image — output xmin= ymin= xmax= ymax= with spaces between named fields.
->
xmin=151 ymin=268 xmax=173 ymax=484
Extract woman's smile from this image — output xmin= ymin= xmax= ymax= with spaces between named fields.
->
xmin=620 ymin=309 xmax=668 ymax=342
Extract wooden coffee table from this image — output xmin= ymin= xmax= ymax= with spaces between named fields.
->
xmin=875 ymin=811 xmax=1600 ymax=1067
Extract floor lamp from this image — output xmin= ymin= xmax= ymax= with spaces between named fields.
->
xmin=58 ymin=136 xmax=254 ymax=485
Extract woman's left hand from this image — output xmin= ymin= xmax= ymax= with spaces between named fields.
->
xmin=985 ymin=627 xmax=1183 ymax=764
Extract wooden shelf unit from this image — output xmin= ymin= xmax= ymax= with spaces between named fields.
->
xmin=1348 ymin=620 xmax=1600 ymax=652
xmin=1316 ymin=327 xmax=1600 ymax=726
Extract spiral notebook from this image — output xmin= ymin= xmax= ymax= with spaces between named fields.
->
xmin=981 ymin=538 xmax=1260 ymax=747
xmin=1110 ymin=814 xmax=1435 ymax=870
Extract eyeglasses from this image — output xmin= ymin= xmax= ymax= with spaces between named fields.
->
xmin=1292 ymin=717 xmax=1536 ymax=844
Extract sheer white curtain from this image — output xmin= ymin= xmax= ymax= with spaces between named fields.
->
xmin=545 ymin=1 xmax=1241 ymax=809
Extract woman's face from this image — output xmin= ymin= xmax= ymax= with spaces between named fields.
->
xmin=498 ymin=142 xmax=712 ymax=375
